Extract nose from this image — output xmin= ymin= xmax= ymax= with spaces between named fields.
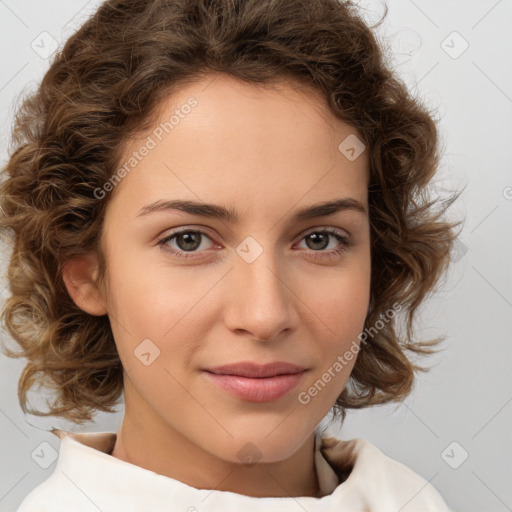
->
xmin=224 ymin=246 xmax=297 ymax=342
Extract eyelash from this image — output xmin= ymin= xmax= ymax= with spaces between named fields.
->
xmin=156 ymin=227 xmax=351 ymax=262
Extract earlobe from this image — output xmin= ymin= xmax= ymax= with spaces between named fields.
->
xmin=62 ymin=252 xmax=108 ymax=316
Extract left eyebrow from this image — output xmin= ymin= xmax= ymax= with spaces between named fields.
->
xmin=136 ymin=197 xmax=367 ymax=223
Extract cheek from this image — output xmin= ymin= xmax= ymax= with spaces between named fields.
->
xmin=105 ymin=247 xmax=203 ymax=329
xmin=104 ymin=256 xmax=219 ymax=377
xmin=306 ymin=255 xmax=371 ymax=332
xmin=303 ymin=256 xmax=370 ymax=378
xmin=297 ymin=276 xmax=369 ymax=412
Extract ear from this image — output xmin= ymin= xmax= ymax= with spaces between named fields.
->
xmin=62 ymin=252 xmax=108 ymax=316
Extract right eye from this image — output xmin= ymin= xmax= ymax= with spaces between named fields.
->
xmin=156 ymin=228 xmax=217 ymax=260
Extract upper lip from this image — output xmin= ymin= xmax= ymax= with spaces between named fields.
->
xmin=203 ymin=362 xmax=307 ymax=378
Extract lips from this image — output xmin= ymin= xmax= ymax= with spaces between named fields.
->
xmin=202 ymin=361 xmax=307 ymax=402
xmin=204 ymin=361 xmax=306 ymax=378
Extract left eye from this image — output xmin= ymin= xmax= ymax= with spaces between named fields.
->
xmin=157 ymin=228 xmax=350 ymax=260
xmin=297 ymin=230 xmax=348 ymax=252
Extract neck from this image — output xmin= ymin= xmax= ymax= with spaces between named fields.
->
xmin=111 ymin=379 xmax=320 ymax=498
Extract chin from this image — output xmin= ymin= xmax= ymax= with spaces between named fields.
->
xmin=204 ymin=423 xmax=313 ymax=465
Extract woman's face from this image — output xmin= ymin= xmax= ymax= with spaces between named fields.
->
xmin=98 ymin=73 xmax=371 ymax=463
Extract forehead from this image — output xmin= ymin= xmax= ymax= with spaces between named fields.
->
xmin=106 ymin=74 xmax=369 ymax=220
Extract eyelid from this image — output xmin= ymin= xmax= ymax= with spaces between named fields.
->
xmin=157 ymin=224 xmax=350 ymax=244
xmin=156 ymin=224 xmax=352 ymax=257
xmin=300 ymin=225 xmax=350 ymax=238
xmin=156 ymin=225 xmax=218 ymax=246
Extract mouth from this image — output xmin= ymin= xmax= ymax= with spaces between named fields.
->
xmin=202 ymin=361 xmax=307 ymax=402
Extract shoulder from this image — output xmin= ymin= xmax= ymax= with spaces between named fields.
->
xmin=15 ymin=430 xmax=118 ymax=512
xmin=320 ymin=435 xmax=453 ymax=511
xmin=15 ymin=472 xmax=70 ymax=512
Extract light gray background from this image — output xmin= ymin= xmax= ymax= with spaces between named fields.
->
xmin=0 ymin=1 xmax=511 ymax=511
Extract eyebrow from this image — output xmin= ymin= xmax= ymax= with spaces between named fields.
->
xmin=136 ymin=197 xmax=366 ymax=223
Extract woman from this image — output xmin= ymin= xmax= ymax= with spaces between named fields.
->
xmin=0 ymin=0 xmax=458 ymax=510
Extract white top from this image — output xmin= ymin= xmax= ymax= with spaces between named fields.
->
xmin=16 ymin=428 xmax=452 ymax=511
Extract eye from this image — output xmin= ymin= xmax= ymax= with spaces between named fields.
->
xmin=156 ymin=227 xmax=351 ymax=261
xmin=296 ymin=229 xmax=351 ymax=261
xmin=157 ymin=228 xmax=215 ymax=259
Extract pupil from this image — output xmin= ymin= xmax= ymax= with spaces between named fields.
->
xmin=307 ymin=233 xmax=328 ymax=250
xmin=179 ymin=232 xmax=200 ymax=251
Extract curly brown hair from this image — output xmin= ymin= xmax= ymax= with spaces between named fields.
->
xmin=0 ymin=0 xmax=459 ymax=425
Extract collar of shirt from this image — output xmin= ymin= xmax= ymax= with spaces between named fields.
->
xmin=50 ymin=426 xmax=342 ymax=496
xmin=16 ymin=426 xmax=451 ymax=511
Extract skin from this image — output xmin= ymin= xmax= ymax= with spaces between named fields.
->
xmin=63 ymin=73 xmax=371 ymax=498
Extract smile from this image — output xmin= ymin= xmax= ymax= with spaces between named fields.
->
xmin=201 ymin=361 xmax=308 ymax=402
xmin=202 ymin=371 xmax=307 ymax=402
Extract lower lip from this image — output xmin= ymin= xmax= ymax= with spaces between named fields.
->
xmin=202 ymin=371 xmax=306 ymax=402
